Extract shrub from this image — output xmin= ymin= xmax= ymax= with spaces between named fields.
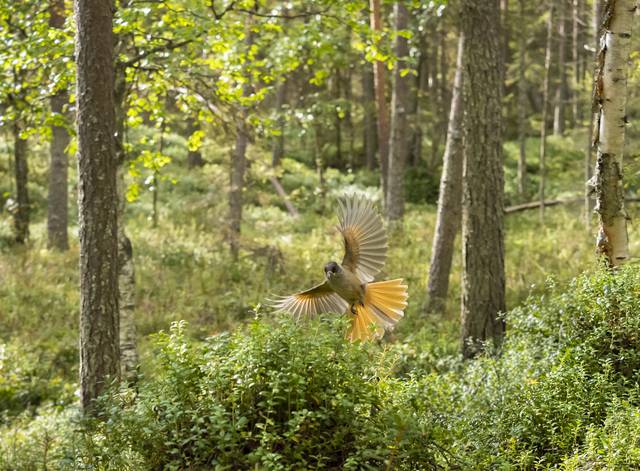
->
xmin=71 ymin=317 xmax=449 ymax=470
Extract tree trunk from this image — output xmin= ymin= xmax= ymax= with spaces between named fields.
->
xmin=539 ymin=3 xmax=555 ymax=221
xmin=553 ymin=0 xmax=567 ymax=136
xmin=75 ymin=0 xmax=120 ymax=414
xmin=517 ymin=0 xmax=527 ymax=197
xmin=333 ymin=70 xmax=343 ymax=166
xmin=460 ymin=0 xmax=505 ymax=359
xmin=386 ymin=2 xmax=410 ymax=221
xmin=362 ymin=64 xmax=377 ymax=170
xmin=47 ymin=0 xmax=69 ymax=251
xmin=410 ymin=49 xmax=429 ymax=166
xmin=571 ymin=0 xmax=580 ymax=127
xmin=370 ymin=0 xmax=390 ymax=200
xmin=186 ymin=120 xmax=205 ymax=168
xmin=591 ymin=0 xmax=635 ymax=266
xmin=425 ymin=33 xmax=465 ymax=314
xmin=271 ymin=81 xmax=286 ymax=167
xmin=13 ymin=121 xmax=29 ymax=245
xmin=585 ymin=0 xmax=602 ymax=229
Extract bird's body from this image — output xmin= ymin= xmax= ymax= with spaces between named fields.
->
xmin=273 ymin=195 xmax=408 ymax=341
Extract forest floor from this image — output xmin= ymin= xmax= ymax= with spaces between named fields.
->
xmin=2 ymin=129 xmax=640 ymax=468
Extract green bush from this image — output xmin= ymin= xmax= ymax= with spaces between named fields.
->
xmin=71 ymin=318 xmax=449 ymax=470
xmin=450 ymin=267 xmax=640 ymax=468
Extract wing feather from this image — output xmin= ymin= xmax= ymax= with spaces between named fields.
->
xmin=271 ymin=281 xmax=348 ymax=320
xmin=338 ymin=194 xmax=388 ymax=282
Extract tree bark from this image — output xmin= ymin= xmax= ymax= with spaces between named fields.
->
xmin=13 ymin=121 xmax=29 ymax=245
xmin=585 ymin=0 xmax=603 ymax=229
xmin=370 ymin=0 xmax=390 ymax=200
xmin=571 ymin=0 xmax=581 ymax=127
xmin=517 ymin=0 xmax=527 ymax=197
xmin=410 ymin=49 xmax=429 ymax=167
xmin=229 ymin=23 xmax=254 ymax=260
xmin=271 ymin=81 xmax=286 ymax=167
xmin=47 ymin=0 xmax=69 ymax=251
xmin=426 ymin=33 xmax=465 ymax=314
xmin=74 ymin=0 xmax=120 ymax=414
xmin=539 ymin=3 xmax=555 ymax=221
xmin=362 ymin=64 xmax=377 ymax=170
xmin=386 ymin=2 xmax=410 ymax=221
xmin=186 ymin=119 xmax=205 ymax=168
xmin=553 ymin=0 xmax=568 ymax=135
xmin=591 ymin=0 xmax=635 ymax=266
xmin=460 ymin=0 xmax=505 ymax=359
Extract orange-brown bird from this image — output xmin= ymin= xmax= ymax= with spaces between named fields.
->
xmin=273 ymin=194 xmax=408 ymax=341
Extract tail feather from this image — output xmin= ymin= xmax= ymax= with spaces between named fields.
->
xmin=347 ymin=279 xmax=408 ymax=341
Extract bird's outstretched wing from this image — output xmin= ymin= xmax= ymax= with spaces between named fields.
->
xmin=338 ymin=195 xmax=387 ymax=282
xmin=271 ymin=281 xmax=348 ymax=320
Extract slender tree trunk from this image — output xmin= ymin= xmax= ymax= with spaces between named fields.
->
xmin=13 ymin=121 xmax=29 ymax=245
xmin=590 ymin=0 xmax=635 ymax=266
xmin=272 ymin=81 xmax=286 ymax=167
xmin=333 ymin=70 xmax=343 ymax=166
xmin=410 ymin=49 xmax=429 ymax=166
xmin=362 ymin=65 xmax=377 ymax=170
xmin=571 ymin=0 xmax=580 ymax=127
xmin=517 ymin=0 xmax=527 ymax=197
xmin=47 ymin=0 xmax=69 ymax=251
xmin=229 ymin=112 xmax=248 ymax=260
xmin=553 ymin=0 xmax=567 ymax=135
xmin=426 ymin=33 xmax=465 ymax=314
xmin=461 ymin=0 xmax=505 ymax=359
xmin=386 ymin=2 xmax=410 ymax=221
xmin=229 ymin=23 xmax=254 ymax=260
xmin=74 ymin=0 xmax=120 ymax=414
xmin=370 ymin=0 xmax=390 ymax=200
xmin=585 ymin=0 xmax=602 ymax=229
xmin=186 ymin=120 xmax=205 ymax=168
xmin=113 ymin=3 xmax=138 ymax=384
xmin=344 ymin=69 xmax=356 ymax=169
xmin=540 ymin=3 xmax=555 ymax=221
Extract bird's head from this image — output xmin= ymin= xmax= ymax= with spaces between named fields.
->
xmin=324 ymin=261 xmax=342 ymax=280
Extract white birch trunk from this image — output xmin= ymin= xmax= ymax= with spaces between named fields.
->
xmin=591 ymin=0 xmax=636 ymax=266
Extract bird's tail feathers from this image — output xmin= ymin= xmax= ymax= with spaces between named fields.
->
xmin=348 ymin=279 xmax=408 ymax=342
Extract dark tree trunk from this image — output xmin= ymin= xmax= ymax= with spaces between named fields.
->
xmin=460 ymin=0 xmax=506 ymax=359
xmin=47 ymin=92 xmax=70 ymax=250
xmin=571 ymin=0 xmax=580 ymax=126
xmin=186 ymin=119 xmax=205 ymax=168
xmin=47 ymin=0 xmax=69 ymax=250
xmin=553 ymin=0 xmax=568 ymax=135
xmin=362 ymin=64 xmax=377 ymax=170
xmin=370 ymin=0 xmax=390 ymax=200
xmin=74 ymin=0 xmax=120 ymax=414
xmin=540 ymin=3 xmax=555 ymax=220
xmin=271 ymin=81 xmax=286 ymax=167
xmin=426 ymin=33 xmax=465 ymax=313
xmin=517 ymin=0 xmax=527 ymax=197
xmin=229 ymin=22 xmax=254 ymax=260
xmin=386 ymin=2 xmax=410 ymax=221
xmin=410 ymin=48 xmax=429 ymax=166
xmin=13 ymin=121 xmax=29 ymax=244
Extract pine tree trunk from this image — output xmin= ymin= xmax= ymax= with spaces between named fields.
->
xmin=540 ymin=3 xmax=555 ymax=221
xmin=553 ymin=0 xmax=567 ymax=136
xmin=591 ymin=0 xmax=635 ymax=266
xmin=370 ymin=0 xmax=390 ymax=200
xmin=47 ymin=0 xmax=69 ymax=251
xmin=571 ymin=0 xmax=580 ymax=127
xmin=271 ymin=81 xmax=286 ymax=167
xmin=362 ymin=65 xmax=377 ymax=171
xmin=517 ymin=0 xmax=527 ymax=197
xmin=75 ymin=0 xmax=120 ymax=414
xmin=425 ymin=33 xmax=465 ymax=313
xmin=386 ymin=2 xmax=410 ymax=221
xmin=460 ymin=0 xmax=505 ymax=359
xmin=13 ymin=121 xmax=29 ymax=245
xmin=410 ymin=50 xmax=429 ymax=166
xmin=47 ymin=91 xmax=70 ymax=250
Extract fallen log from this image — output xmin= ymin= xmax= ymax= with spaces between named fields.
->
xmin=269 ymin=175 xmax=299 ymax=218
xmin=505 ymin=196 xmax=640 ymax=214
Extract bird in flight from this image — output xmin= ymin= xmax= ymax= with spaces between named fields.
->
xmin=273 ymin=194 xmax=408 ymax=341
